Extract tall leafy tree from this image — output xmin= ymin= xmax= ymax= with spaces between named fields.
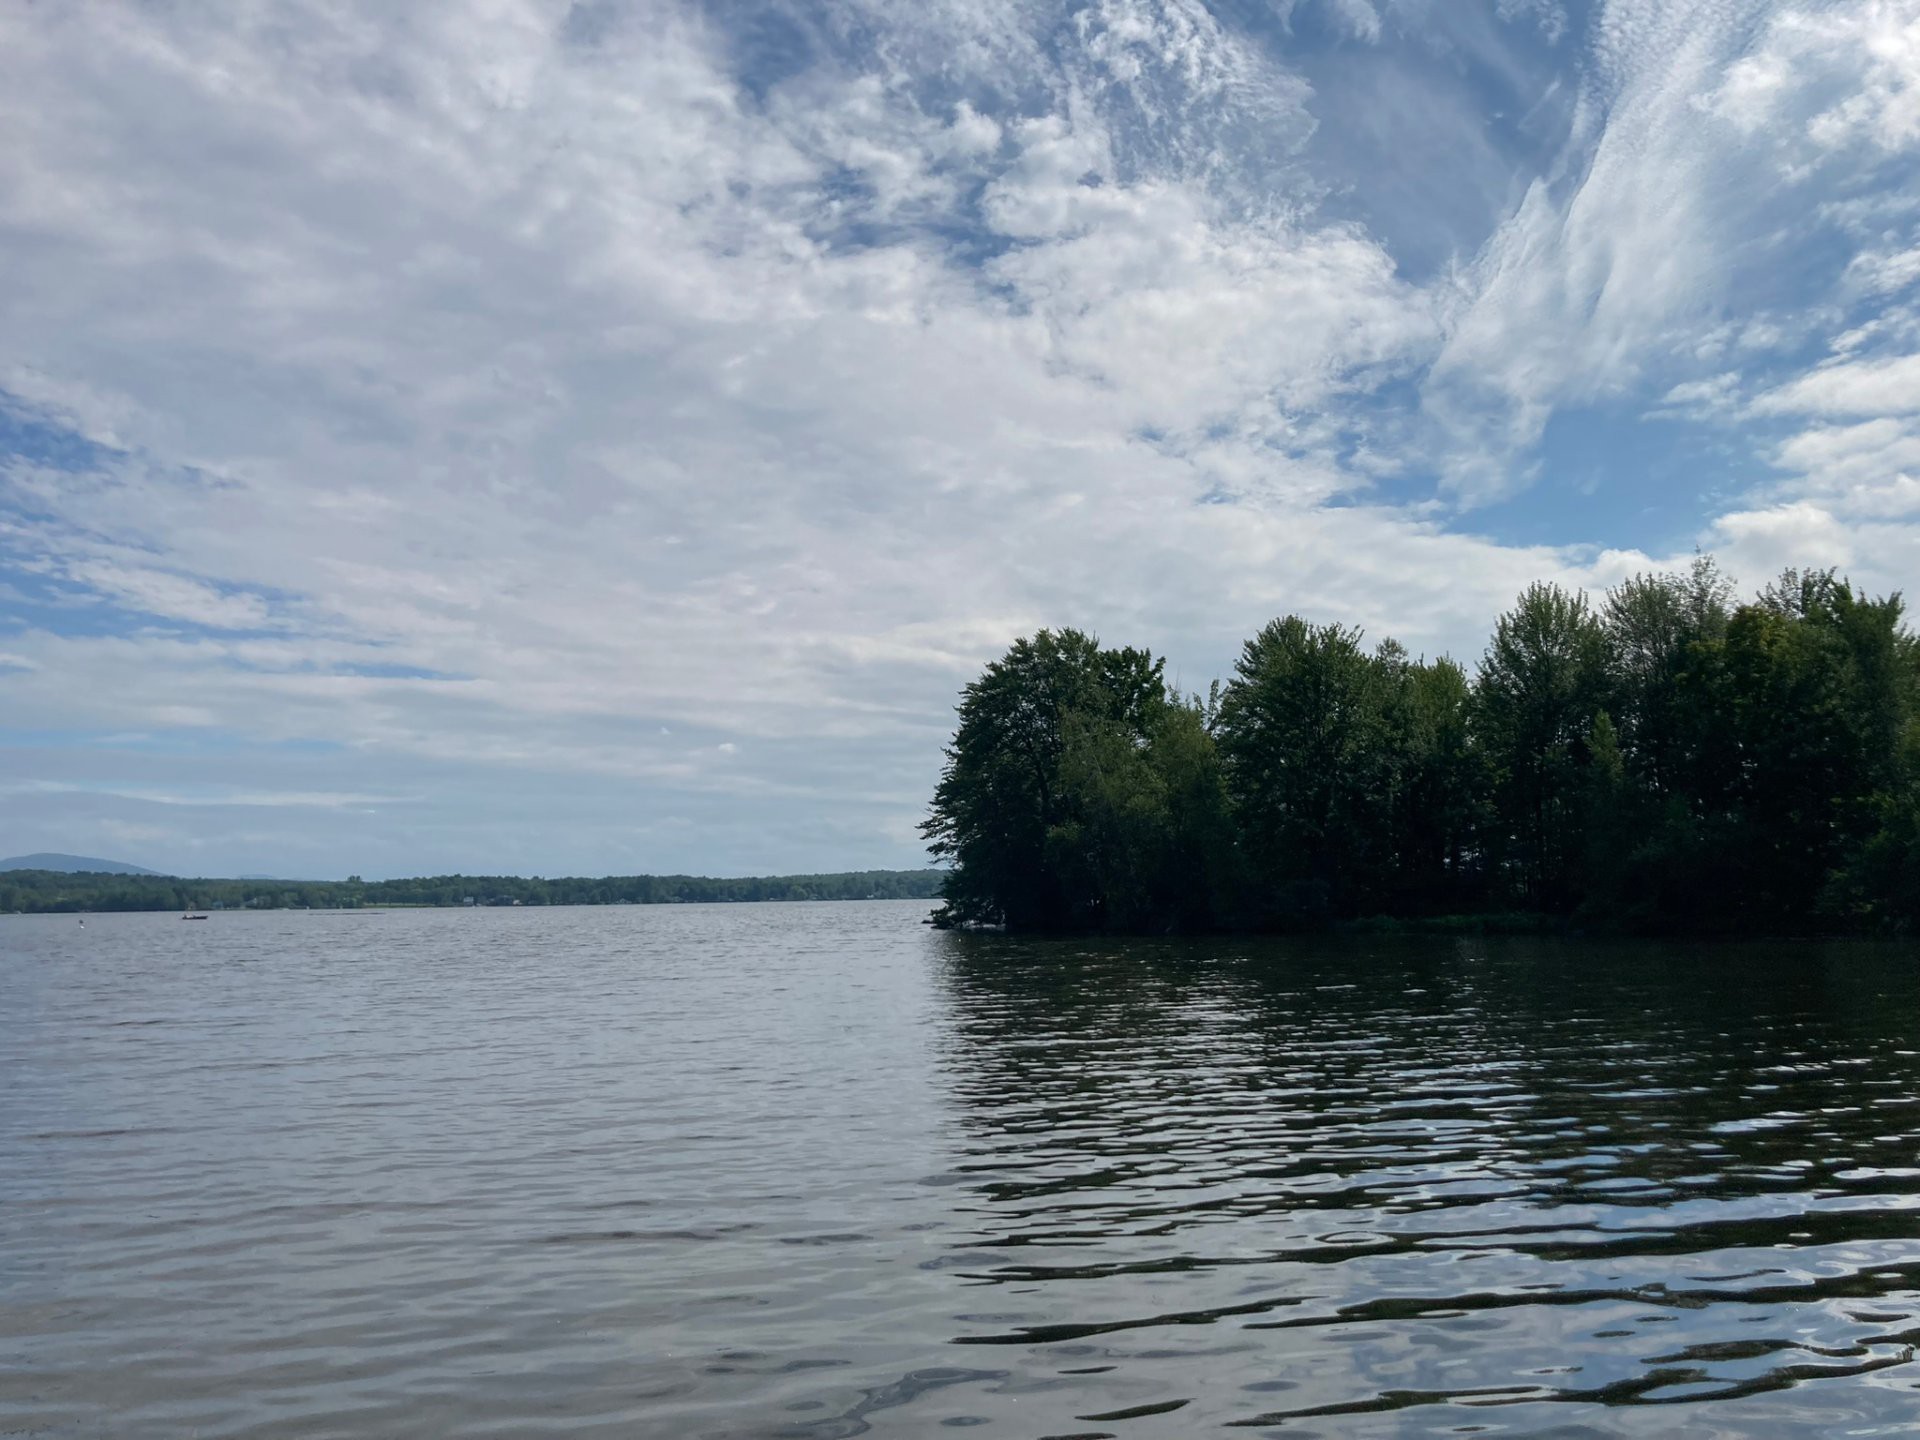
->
xmin=923 ymin=629 xmax=1166 ymax=930
xmin=1475 ymin=583 xmax=1608 ymax=911
xmin=1381 ymin=653 xmax=1486 ymax=913
xmin=1574 ymin=558 xmax=1740 ymax=928
xmin=1216 ymin=617 xmax=1393 ymax=924
xmin=1843 ymin=682 xmax=1920 ymax=931
xmin=1143 ymin=693 xmax=1240 ymax=931
xmin=1718 ymin=571 xmax=1914 ymax=927
xmin=1601 ymin=555 xmax=1733 ymax=800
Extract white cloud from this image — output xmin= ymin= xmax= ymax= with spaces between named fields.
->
xmin=2 ymin=0 xmax=1917 ymax=874
xmin=1747 ymin=417 xmax=1920 ymax=524
xmin=1424 ymin=0 xmax=1920 ymax=500
xmin=1707 ymin=500 xmax=1861 ymax=572
xmin=0 ymin=1 xmax=1506 ymax=872
xmin=1807 ymin=3 xmax=1920 ymax=152
xmin=944 ymin=102 xmax=1002 ymax=157
xmin=1755 ymin=352 xmax=1920 ymax=417
xmin=1845 ymin=242 xmax=1920 ymax=296
xmin=1703 ymin=497 xmax=1920 ymax=604
xmin=1651 ymin=371 xmax=1744 ymax=420
xmin=1423 ymin=2 xmax=1773 ymax=497
xmin=58 ymin=561 xmax=280 ymax=632
xmin=1 ymin=780 xmax=414 ymax=810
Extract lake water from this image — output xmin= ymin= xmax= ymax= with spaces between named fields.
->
xmin=5 ymin=903 xmax=1920 ymax=1437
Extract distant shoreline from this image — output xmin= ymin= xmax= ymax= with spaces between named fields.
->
xmin=0 ymin=868 xmax=947 ymax=915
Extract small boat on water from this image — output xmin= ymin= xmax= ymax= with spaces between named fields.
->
xmin=182 ymin=910 xmax=209 ymax=920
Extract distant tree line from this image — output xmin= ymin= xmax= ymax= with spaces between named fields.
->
xmin=923 ymin=559 xmax=1920 ymax=935
xmin=0 ymin=868 xmax=946 ymax=914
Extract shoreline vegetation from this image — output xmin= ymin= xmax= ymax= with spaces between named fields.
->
xmin=0 ymin=868 xmax=945 ymax=915
xmin=924 ymin=558 xmax=1920 ymax=937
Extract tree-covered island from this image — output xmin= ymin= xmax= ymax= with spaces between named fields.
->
xmin=924 ymin=559 xmax=1920 ymax=935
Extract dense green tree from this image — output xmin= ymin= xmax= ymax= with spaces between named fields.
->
xmin=1030 ymin=696 xmax=1231 ymax=932
xmin=1565 ymin=559 xmax=1740 ymax=929
xmin=1382 ymin=653 xmax=1487 ymax=912
xmin=1216 ymin=617 xmax=1396 ymax=924
xmin=1715 ymin=572 xmax=1914 ymax=927
xmin=1045 ymin=705 xmax=1170 ymax=931
xmin=1475 ymin=583 xmax=1610 ymax=911
xmin=1844 ymin=725 xmax=1920 ymax=932
xmin=1600 ymin=556 xmax=1733 ymax=800
xmin=1147 ymin=693 xmax=1240 ymax=930
xmin=922 ymin=629 xmax=1168 ymax=931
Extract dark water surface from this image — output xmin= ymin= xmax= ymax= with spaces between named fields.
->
xmin=6 ymin=904 xmax=1920 ymax=1437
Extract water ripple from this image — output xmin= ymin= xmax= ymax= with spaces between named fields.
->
xmin=5 ymin=910 xmax=1920 ymax=1435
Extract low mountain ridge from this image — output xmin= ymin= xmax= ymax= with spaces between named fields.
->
xmin=0 ymin=853 xmax=165 ymax=876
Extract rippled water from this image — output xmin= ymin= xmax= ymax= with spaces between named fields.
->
xmin=6 ymin=904 xmax=1920 ymax=1436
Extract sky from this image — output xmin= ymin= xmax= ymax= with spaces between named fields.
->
xmin=2 ymin=0 xmax=1920 ymax=880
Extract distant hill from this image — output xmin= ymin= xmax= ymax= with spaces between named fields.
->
xmin=0 ymin=853 xmax=165 ymax=876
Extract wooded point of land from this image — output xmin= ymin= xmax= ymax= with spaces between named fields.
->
xmin=924 ymin=559 xmax=1920 ymax=935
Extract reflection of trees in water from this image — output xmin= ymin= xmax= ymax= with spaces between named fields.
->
xmin=913 ymin=933 xmax=1920 ymax=1432
xmin=928 ymin=933 xmax=1920 ymax=1239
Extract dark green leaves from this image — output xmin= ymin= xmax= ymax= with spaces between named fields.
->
xmin=928 ymin=559 xmax=1920 ymax=935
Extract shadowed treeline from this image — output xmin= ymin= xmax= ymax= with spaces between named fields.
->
xmin=0 ymin=867 xmax=945 ymax=914
xmin=924 ymin=559 xmax=1920 ymax=934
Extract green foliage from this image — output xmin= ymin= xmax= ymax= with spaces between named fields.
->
xmin=1600 ymin=556 xmax=1732 ymax=796
xmin=922 ymin=628 xmax=1183 ymax=931
xmin=0 ymin=868 xmax=946 ymax=914
xmin=1718 ymin=572 xmax=1913 ymax=927
xmin=1382 ymin=653 xmax=1486 ymax=914
xmin=1217 ymin=618 xmax=1394 ymax=924
xmin=929 ymin=558 xmax=1920 ymax=935
xmin=1475 ymin=582 xmax=1609 ymax=910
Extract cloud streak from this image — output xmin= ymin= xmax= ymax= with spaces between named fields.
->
xmin=3 ymin=0 xmax=1920 ymax=876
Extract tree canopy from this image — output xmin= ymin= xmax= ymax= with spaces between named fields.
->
xmin=925 ymin=560 xmax=1920 ymax=935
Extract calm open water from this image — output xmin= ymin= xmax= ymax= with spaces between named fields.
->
xmin=6 ymin=903 xmax=1920 ymax=1437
